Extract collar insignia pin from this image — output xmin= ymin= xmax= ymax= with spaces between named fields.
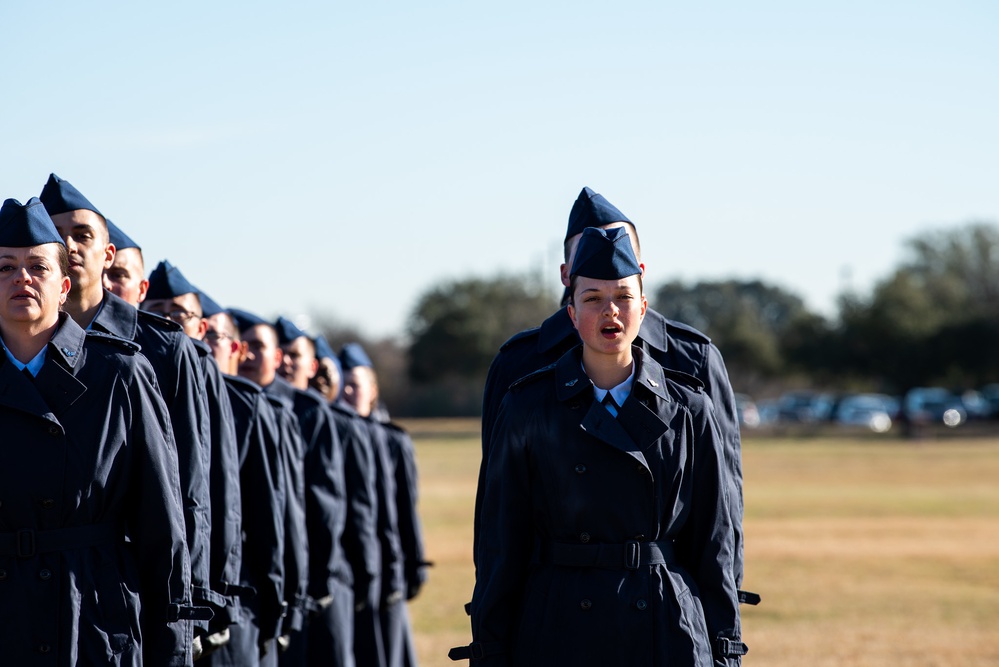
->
xmin=565 ymin=378 xmax=578 ymax=387
xmin=649 ymin=379 xmax=658 ymax=387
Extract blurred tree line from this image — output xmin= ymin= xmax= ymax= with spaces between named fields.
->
xmin=320 ymin=221 xmax=999 ymax=417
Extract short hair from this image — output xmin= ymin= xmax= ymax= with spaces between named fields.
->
xmin=55 ymin=243 xmax=70 ymax=278
xmin=212 ymin=312 xmax=240 ymax=342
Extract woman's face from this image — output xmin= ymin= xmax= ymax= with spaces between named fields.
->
xmin=0 ymin=244 xmax=71 ymax=329
xmin=567 ymin=274 xmax=647 ymax=358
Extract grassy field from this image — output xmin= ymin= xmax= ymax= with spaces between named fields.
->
xmin=399 ymin=419 xmax=999 ymax=667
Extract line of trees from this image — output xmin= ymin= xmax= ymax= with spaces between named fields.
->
xmin=321 ymin=221 xmax=999 ymax=417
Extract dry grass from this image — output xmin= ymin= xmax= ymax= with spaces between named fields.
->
xmin=403 ymin=420 xmax=999 ymax=667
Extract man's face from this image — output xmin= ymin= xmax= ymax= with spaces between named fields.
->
xmin=567 ymin=274 xmax=647 ymax=359
xmin=142 ymin=293 xmax=207 ymax=339
xmin=239 ymin=324 xmax=281 ymax=387
xmin=0 ymin=244 xmax=71 ymax=330
xmin=49 ymin=210 xmax=113 ymax=296
xmin=560 ymin=222 xmax=643 ymax=287
xmin=342 ymin=366 xmax=377 ymax=418
xmin=103 ymin=247 xmax=148 ymax=305
xmin=279 ymin=336 xmax=318 ymax=391
xmin=205 ymin=313 xmax=241 ymax=374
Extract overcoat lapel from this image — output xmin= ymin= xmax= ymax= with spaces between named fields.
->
xmin=555 ymin=345 xmax=674 ymax=474
xmin=0 ymin=360 xmax=55 ymax=422
xmin=0 ymin=314 xmax=87 ymax=429
xmin=34 ymin=317 xmax=88 ymax=419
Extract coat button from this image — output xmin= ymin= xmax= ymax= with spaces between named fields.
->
xmin=39 ymin=569 xmax=53 ymax=581
xmin=579 ymin=532 xmax=591 ymax=543
xmin=0 ymin=569 xmax=7 ymax=580
xmin=40 ymin=498 xmax=55 ymax=509
xmin=38 ymin=644 xmax=51 ymax=654
xmin=636 ymin=599 xmax=648 ymax=611
xmin=47 ymin=425 xmax=60 ymax=436
xmin=579 ymin=599 xmax=592 ymax=610
xmin=574 ymin=464 xmax=586 ymax=474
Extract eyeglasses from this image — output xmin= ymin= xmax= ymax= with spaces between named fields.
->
xmin=150 ymin=309 xmax=200 ymax=323
xmin=205 ymin=330 xmax=233 ymax=344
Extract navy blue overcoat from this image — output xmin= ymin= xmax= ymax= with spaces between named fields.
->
xmin=471 ymin=346 xmax=742 ymax=667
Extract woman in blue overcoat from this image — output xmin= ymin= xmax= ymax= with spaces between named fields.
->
xmin=468 ymin=227 xmax=745 ymax=666
xmin=0 ymin=198 xmax=192 ymax=666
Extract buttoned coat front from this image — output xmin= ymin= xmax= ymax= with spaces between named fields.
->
xmin=472 ymin=346 xmax=741 ymax=667
xmin=0 ymin=315 xmax=192 ymax=666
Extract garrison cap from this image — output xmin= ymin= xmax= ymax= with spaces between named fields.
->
xmin=339 ymin=342 xmax=373 ymax=370
xmin=565 ymin=186 xmax=632 ymax=242
xmin=107 ymin=219 xmax=140 ymax=251
xmin=569 ymin=226 xmax=641 ymax=280
xmin=228 ymin=308 xmax=270 ymax=334
xmin=0 ymin=198 xmax=65 ymax=247
xmin=275 ymin=316 xmax=308 ymax=345
xmin=38 ymin=173 xmax=104 ymax=219
xmin=313 ymin=334 xmax=336 ymax=362
xmin=196 ymin=289 xmax=224 ymax=318
xmin=146 ymin=260 xmax=198 ymax=300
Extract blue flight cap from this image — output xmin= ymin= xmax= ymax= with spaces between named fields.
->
xmin=0 ymin=198 xmax=65 ymax=247
xmin=107 ymin=218 xmax=140 ymax=251
xmin=228 ymin=308 xmax=270 ymax=334
xmin=196 ymin=288 xmax=224 ymax=318
xmin=564 ymin=187 xmax=632 ymax=241
xmin=339 ymin=342 xmax=373 ymax=371
xmin=275 ymin=316 xmax=308 ymax=345
xmin=569 ymin=226 xmax=641 ymax=280
xmin=38 ymin=173 xmax=104 ymax=220
xmin=146 ymin=260 xmax=198 ymax=300
xmin=313 ymin=334 xmax=336 ymax=361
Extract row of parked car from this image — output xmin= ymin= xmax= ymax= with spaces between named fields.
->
xmin=735 ymin=385 xmax=999 ymax=433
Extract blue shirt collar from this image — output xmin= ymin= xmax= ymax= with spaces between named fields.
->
xmin=1 ymin=336 xmax=48 ymax=377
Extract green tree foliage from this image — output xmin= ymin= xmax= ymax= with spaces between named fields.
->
xmin=405 ymin=273 xmax=559 ymax=415
xmin=651 ymin=279 xmax=817 ymax=387
xmin=838 ymin=221 xmax=999 ymax=389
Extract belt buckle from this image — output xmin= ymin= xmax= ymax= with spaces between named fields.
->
xmin=624 ymin=540 xmax=640 ymax=570
xmin=16 ymin=529 xmax=35 ymax=558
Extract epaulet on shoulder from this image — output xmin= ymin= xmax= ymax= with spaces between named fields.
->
xmin=508 ymin=361 xmax=556 ymax=391
xmin=499 ymin=325 xmax=541 ymax=351
xmin=665 ymin=318 xmax=712 ymax=345
xmin=225 ymin=374 xmax=263 ymax=394
xmin=664 ymin=368 xmax=705 ymax=392
xmin=86 ymin=330 xmax=141 ymax=354
xmin=137 ymin=309 xmax=183 ymax=332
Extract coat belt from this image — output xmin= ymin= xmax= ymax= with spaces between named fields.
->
xmin=0 ymin=522 xmax=119 ymax=558
xmin=544 ymin=539 xmax=676 ymax=570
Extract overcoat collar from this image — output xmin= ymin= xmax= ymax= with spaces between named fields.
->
xmin=0 ymin=313 xmax=88 ymax=426
xmin=91 ymin=289 xmax=138 ymax=340
xmin=554 ymin=346 xmax=673 ymax=474
xmin=537 ymin=306 xmax=670 ymax=356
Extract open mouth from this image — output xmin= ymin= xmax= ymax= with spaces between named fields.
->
xmin=601 ymin=323 xmax=622 ymax=338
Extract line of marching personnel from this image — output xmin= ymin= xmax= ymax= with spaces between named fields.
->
xmin=0 ymin=174 xmax=428 ymax=667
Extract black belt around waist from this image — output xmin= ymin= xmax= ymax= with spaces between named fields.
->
xmin=0 ymin=522 xmax=119 ymax=558
xmin=545 ymin=539 xmax=676 ymax=570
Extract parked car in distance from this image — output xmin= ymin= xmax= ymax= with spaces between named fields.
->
xmin=776 ymin=391 xmax=835 ymax=423
xmin=832 ymin=393 xmax=898 ymax=433
xmin=903 ymin=387 xmax=967 ymax=427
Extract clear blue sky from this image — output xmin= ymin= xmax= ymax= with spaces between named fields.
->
xmin=3 ymin=2 xmax=996 ymax=338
